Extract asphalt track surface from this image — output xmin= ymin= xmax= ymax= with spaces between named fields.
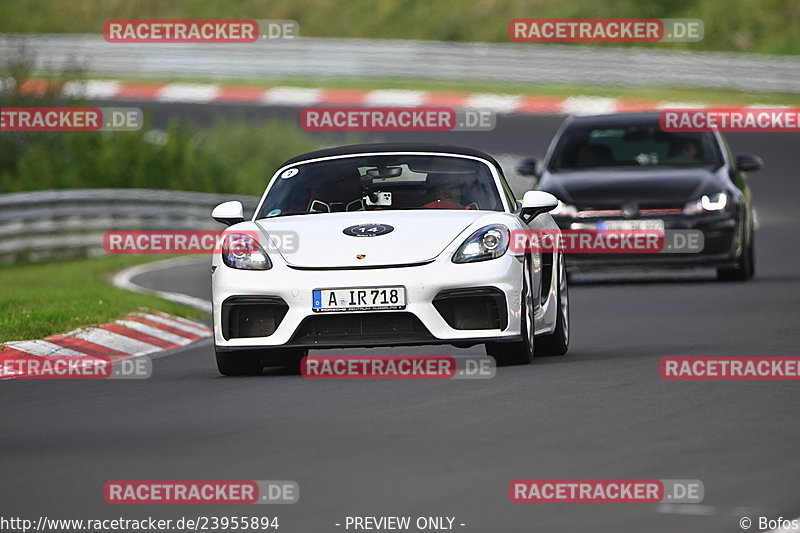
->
xmin=2 ymin=101 xmax=799 ymax=533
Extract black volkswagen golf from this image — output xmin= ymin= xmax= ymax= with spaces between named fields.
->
xmin=518 ymin=112 xmax=762 ymax=281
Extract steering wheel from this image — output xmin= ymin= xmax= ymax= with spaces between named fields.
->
xmin=423 ymin=200 xmax=464 ymax=209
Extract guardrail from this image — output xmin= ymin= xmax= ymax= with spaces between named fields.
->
xmin=0 ymin=189 xmax=260 ymax=263
xmin=0 ymin=154 xmax=536 ymax=264
xmin=2 ymin=34 xmax=799 ymax=93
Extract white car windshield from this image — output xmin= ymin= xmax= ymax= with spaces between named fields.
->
xmin=256 ymin=154 xmax=504 ymax=218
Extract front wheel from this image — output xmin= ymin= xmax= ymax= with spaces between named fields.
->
xmin=717 ymin=229 xmax=754 ymax=282
xmin=485 ymin=261 xmax=534 ymax=366
xmin=215 ymin=349 xmax=265 ymax=376
xmin=537 ymin=254 xmax=570 ymax=356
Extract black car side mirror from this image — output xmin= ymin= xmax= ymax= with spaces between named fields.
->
xmin=516 ymin=157 xmax=541 ymax=178
xmin=735 ymin=153 xmax=763 ymax=172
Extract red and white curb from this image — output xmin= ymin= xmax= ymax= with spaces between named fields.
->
xmin=0 ymin=311 xmax=211 ymax=379
xmin=0 ymin=257 xmax=214 ymax=379
xmin=15 ymin=78 xmax=750 ymax=116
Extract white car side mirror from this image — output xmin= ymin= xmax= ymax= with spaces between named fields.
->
xmin=212 ymin=201 xmax=245 ymax=226
xmin=520 ymin=191 xmax=558 ymax=223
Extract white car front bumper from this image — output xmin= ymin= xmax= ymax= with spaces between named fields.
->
xmin=212 ymin=253 xmax=525 ymax=350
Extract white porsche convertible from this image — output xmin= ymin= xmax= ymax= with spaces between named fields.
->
xmin=211 ymin=144 xmax=569 ymax=375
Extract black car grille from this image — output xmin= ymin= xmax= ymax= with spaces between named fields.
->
xmin=222 ymin=297 xmax=289 ymax=340
xmin=433 ymin=288 xmax=507 ymax=330
xmin=291 ymin=312 xmax=432 ymax=345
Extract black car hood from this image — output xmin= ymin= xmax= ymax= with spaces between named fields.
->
xmin=539 ymin=167 xmax=723 ymax=209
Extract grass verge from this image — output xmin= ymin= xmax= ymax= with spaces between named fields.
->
xmin=0 ymin=255 xmax=205 ymax=343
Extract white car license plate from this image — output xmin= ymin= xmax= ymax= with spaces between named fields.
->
xmin=601 ymin=219 xmax=665 ymax=231
xmin=312 ymin=286 xmax=406 ymax=312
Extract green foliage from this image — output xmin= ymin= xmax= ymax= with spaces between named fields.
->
xmin=0 ymin=0 xmax=798 ymax=54
xmin=0 ymin=119 xmax=318 ymax=195
xmin=0 ymin=67 xmax=320 ymax=195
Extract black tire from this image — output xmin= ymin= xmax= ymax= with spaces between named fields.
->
xmin=264 ymin=347 xmax=308 ymax=374
xmin=717 ymin=228 xmax=754 ymax=282
xmin=215 ymin=347 xmax=308 ymax=376
xmin=485 ymin=261 xmax=535 ymax=366
xmin=537 ymin=254 xmax=570 ymax=356
xmin=215 ymin=349 xmax=265 ymax=376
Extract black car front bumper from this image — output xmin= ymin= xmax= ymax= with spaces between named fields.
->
xmin=554 ymin=213 xmax=742 ymax=269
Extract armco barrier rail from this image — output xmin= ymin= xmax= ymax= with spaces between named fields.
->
xmin=0 ymin=154 xmax=535 ymax=263
xmin=1 ymin=34 xmax=799 ymax=93
xmin=0 ymin=189 xmax=260 ymax=263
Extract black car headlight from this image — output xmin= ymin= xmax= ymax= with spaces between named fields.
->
xmin=222 ymin=233 xmax=272 ymax=270
xmin=453 ymin=225 xmax=510 ymax=263
xmin=683 ymin=192 xmax=728 ymax=215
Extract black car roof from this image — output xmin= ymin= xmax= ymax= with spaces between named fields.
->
xmin=564 ymin=111 xmax=665 ymax=128
xmin=280 ymin=143 xmax=503 ymax=170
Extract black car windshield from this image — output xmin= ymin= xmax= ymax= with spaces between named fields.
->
xmin=256 ymin=154 xmax=504 ymax=218
xmin=549 ymin=125 xmax=723 ymax=172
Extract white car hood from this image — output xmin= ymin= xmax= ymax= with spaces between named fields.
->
xmin=257 ymin=210 xmax=491 ymax=268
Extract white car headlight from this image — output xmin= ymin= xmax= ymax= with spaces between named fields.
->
xmin=453 ymin=225 xmax=510 ymax=263
xmin=222 ymin=233 xmax=272 ymax=270
xmin=550 ymin=200 xmax=579 ymax=218
xmin=683 ymin=192 xmax=728 ymax=215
